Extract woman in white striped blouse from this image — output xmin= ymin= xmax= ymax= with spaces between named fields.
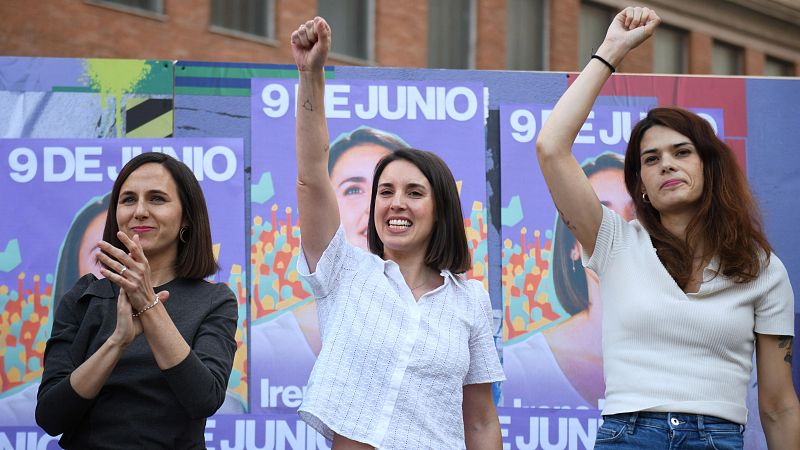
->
xmin=288 ymin=16 xmax=505 ymax=450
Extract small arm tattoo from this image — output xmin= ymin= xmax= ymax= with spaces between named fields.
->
xmin=302 ymin=99 xmax=313 ymax=111
xmin=779 ymin=336 xmax=793 ymax=365
xmin=556 ymin=208 xmax=577 ymax=231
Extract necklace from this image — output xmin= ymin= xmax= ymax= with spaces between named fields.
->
xmin=409 ymin=276 xmax=429 ymax=291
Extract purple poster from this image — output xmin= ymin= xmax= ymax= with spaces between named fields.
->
xmin=249 ymin=78 xmax=489 ymax=414
xmin=0 ymin=138 xmax=248 ymax=436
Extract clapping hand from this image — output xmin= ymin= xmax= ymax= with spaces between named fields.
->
xmin=98 ymin=232 xmax=170 ymax=346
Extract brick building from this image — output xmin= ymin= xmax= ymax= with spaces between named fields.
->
xmin=1 ymin=0 xmax=798 ymax=76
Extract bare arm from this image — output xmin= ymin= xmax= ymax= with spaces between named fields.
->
xmin=756 ymin=334 xmax=800 ymax=449
xmin=463 ymin=383 xmax=502 ymax=450
xmin=292 ymin=17 xmax=340 ymax=272
xmin=536 ymin=6 xmax=659 ymax=256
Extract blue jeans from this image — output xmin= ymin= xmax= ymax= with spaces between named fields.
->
xmin=594 ymin=412 xmax=744 ymax=450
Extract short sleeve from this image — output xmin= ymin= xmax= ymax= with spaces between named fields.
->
xmin=754 ymin=254 xmax=795 ymax=336
xmin=582 ymin=205 xmax=624 ymax=276
xmin=297 ymin=225 xmax=352 ymax=299
xmin=463 ymin=281 xmax=506 ymax=385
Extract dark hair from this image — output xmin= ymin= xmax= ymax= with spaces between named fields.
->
xmin=624 ymin=107 xmax=771 ymax=288
xmin=553 ymin=153 xmax=625 ymax=315
xmin=103 ymin=152 xmax=218 ymax=280
xmin=367 ymin=149 xmax=471 ymax=273
xmin=328 ymin=126 xmax=410 ymax=174
xmin=52 ymin=193 xmax=110 ymax=309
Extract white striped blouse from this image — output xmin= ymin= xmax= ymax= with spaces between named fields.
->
xmin=297 ymin=226 xmax=505 ymax=449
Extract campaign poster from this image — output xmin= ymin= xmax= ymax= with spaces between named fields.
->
xmin=0 ymin=138 xmax=247 ymax=441
xmin=249 ymin=77 xmax=489 ymax=414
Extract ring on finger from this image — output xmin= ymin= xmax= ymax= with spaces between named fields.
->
xmin=120 ymin=266 xmax=128 ymax=276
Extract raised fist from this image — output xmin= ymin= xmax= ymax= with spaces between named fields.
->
xmin=291 ymin=17 xmax=331 ymax=72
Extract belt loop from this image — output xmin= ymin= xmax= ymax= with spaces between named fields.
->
xmin=697 ymin=414 xmax=707 ymax=440
xmin=626 ymin=412 xmax=638 ymax=435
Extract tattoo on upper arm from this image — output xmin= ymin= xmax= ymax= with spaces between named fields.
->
xmin=302 ymin=99 xmax=313 ymax=111
xmin=779 ymin=336 xmax=793 ymax=365
xmin=556 ymin=208 xmax=577 ymax=231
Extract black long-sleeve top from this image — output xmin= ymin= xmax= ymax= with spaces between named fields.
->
xmin=36 ymin=274 xmax=238 ymax=449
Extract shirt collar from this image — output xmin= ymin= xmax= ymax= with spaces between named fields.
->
xmin=80 ymin=276 xmax=117 ymax=300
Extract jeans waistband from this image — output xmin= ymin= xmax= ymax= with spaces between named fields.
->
xmin=603 ymin=411 xmax=744 ymax=435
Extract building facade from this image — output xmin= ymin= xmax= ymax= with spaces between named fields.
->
xmin=1 ymin=0 xmax=798 ymax=76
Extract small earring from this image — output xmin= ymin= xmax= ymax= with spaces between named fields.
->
xmin=572 ymin=259 xmax=576 ymax=272
xmin=179 ymin=226 xmax=189 ymax=243
xmin=642 ymin=193 xmax=650 ymax=204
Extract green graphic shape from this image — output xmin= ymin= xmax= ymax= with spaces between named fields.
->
xmin=83 ymin=59 xmax=154 ymax=137
xmin=0 ymin=239 xmax=22 ymax=272
xmin=501 ymin=195 xmax=524 ymax=227
xmin=252 ymin=172 xmax=275 ymax=204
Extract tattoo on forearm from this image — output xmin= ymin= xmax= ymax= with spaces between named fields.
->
xmin=779 ymin=336 xmax=793 ymax=365
xmin=302 ymin=99 xmax=313 ymax=111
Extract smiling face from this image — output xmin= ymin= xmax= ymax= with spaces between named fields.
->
xmin=373 ymin=159 xmax=436 ymax=259
xmin=115 ymin=163 xmax=184 ymax=264
xmin=330 ymin=143 xmax=392 ymax=250
xmin=639 ymin=125 xmax=705 ymax=216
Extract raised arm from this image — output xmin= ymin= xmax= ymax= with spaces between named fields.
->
xmin=536 ymin=6 xmax=659 ymax=256
xmin=292 ymin=17 xmax=340 ymax=272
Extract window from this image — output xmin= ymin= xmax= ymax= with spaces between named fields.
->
xmin=579 ymin=2 xmax=614 ymax=63
xmin=712 ymin=40 xmax=742 ymax=75
xmin=318 ymin=0 xmax=373 ymax=61
xmin=428 ymin=0 xmax=475 ymax=69
xmin=765 ymin=56 xmax=795 ymax=77
xmin=94 ymin=0 xmax=163 ymax=13
xmin=653 ymin=24 xmax=687 ymax=74
xmin=210 ymin=0 xmax=274 ymax=39
xmin=507 ymin=0 xmax=546 ymax=70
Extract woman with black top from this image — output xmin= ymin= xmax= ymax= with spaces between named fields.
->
xmin=36 ymin=152 xmax=238 ymax=449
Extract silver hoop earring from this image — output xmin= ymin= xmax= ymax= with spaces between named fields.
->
xmin=179 ymin=226 xmax=189 ymax=243
xmin=642 ymin=193 xmax=650 ymax=204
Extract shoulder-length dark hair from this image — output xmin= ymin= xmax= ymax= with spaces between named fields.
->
xmin=367 ymin=149 xmax=471 ymax=274
xmin=553 ymin=153 xmax=625 ymax=315
xmin=624 ymin=107 xmax=771 ymax=288
xmin=328 ymin=126 xmax=410 ymax=174
xmin=103 ymin=152 xmax=218 ymax=280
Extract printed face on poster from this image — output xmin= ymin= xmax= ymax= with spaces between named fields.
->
xmin=0 ymin=138 xmax=247 ymax=426
xmin=249 ymin=77 xmax=489 ymax=413
xmin=499 ymin=104 xmax=724 ymax=410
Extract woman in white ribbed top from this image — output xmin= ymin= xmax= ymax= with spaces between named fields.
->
xmin=536 ymin=6 xmax=800 ymax=450
xmin=289 ymin=17 xmax=505 ymax=449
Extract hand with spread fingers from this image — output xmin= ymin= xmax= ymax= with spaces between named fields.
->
xmin=98 ymin=232 xmax=170 ymax=346
xmin=98 ymin=233 xmax=169 ymax=319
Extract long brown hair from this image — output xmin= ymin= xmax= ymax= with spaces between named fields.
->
xmin=624 ymin=107 xmax=771 ymax=288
